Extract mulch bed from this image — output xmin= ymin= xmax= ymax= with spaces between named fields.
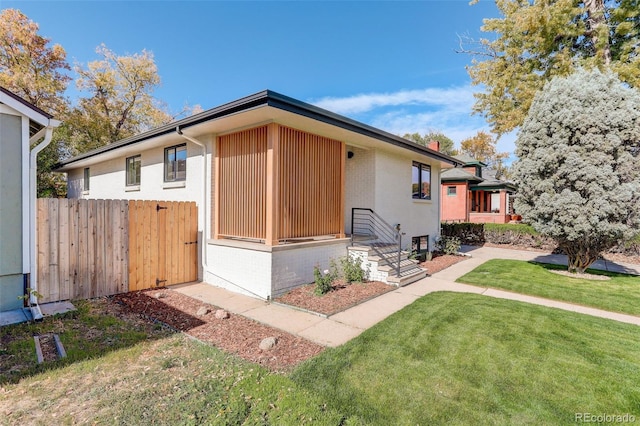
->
xmin=276 ymin=254 xmax=468 ymax=316
xmin=275 ymin=280 xmax=394 ymax=316
xmin=114 ymin=290 xmax=324 ymax=372
xmin=109 ymin=254 xmax=468 ymax=370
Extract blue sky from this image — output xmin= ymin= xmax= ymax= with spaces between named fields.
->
xmin=5 ymin=1 xmax=516 ymax=155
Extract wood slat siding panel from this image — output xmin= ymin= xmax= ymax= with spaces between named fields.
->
xmin=217 ymin=126 xmax=268 ymax=240
xmin=277 ymin=126 xmax=343 ymax=239
xmin=37 ymin=199 xmax=129 ymax=303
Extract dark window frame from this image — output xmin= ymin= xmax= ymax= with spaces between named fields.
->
xmin=164 ymin=144 xmax=187 ymax=182
xmin=126 ymin=155 xmax=141 ymax=186
xmin=411 ymin=161 xmax=431 ymax=200
xmin=83 ymin=167 xmax=90 ymax=191
xmin=447 ymin=186 xmax=457 ymax=196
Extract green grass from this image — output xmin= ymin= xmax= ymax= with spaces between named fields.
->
xmin=292 ymin=292 xmax=640 ymax=425
xmin=0 ymin=299 xmax=171 ymax=385
xmin=457 ymin=259 xmax=640 ymax=316
xmin=0 ymin=334 xmax=353 ymax=425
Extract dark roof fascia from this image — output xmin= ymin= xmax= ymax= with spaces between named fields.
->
xmin=0 ymin=86 xmax=53 ymax=119
xmin=441 ymin=176 xmax=483 ymax=183
xmin=470 ymin=183 xmax=517 ymax=191
xmin=56 ymin=89 xmax=464 ymax=169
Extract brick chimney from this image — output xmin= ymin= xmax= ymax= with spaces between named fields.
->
xmin=427 ymin=140 xmax=440 ymax=151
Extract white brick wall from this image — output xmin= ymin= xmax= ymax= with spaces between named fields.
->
xmin=344 ymin=146 xmax=375 ymax=234
xmin=271 ymin=240 xmax=350 ymax=297
xmin=205 ymin=244 xmax=272 ymax=299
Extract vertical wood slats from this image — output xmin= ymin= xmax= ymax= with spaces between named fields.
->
xmin=277 ymin=126 xmax=343 ymax=239
xmin=36 ymin=198 xmax=129 ymax=303
xmin=128 ymin=200 xmax=198 ymax=290
xmin=214 ymin=124 xmax=345 ymax=243
xmin=217 ymin=126 xmax=268 ymax=240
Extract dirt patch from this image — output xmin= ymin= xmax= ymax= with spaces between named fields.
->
xmin=114 ymin=290 xmax=324 ymax=372
xmin=549 ymin=270 xmax=611 ymax=281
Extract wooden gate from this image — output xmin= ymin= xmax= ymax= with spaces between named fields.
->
xmin=128 ymin=200 xmax=198 ymax=291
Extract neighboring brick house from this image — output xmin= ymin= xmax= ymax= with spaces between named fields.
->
xmin=440 ymin=153 xmax=516 ymax=224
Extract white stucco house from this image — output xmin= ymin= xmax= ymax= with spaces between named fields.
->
xmin=1 ymin=87 xmax=59 ymax=321
xmin=56 ymin=90 xmax=461 ymax=299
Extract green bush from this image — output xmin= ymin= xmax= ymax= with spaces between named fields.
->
xmin=340 ymin=255 xmax=366 ymax=284
xmin=314 ymin=260 xmax=340 ymax=295
xmin=484 ymin=223 xmax=538 ymax=235
xmin=441 ymin=222 xmax=485 ymax=245
xmin=435 ymin=235 xmax=461 ymax=255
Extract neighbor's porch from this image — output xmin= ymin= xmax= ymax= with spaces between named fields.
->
xmin=468 ymin=188 xmax=513 ymax=224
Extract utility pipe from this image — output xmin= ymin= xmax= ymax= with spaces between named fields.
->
xmin=175 ymin=126 xmax=209 ymax=276
xmin=29 ymin=124 xmax=57 ymax=320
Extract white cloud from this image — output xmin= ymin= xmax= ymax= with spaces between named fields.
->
xmin=309 ymin=86 xmax=518 ymax=156
xmin=312 ymin=86 xmax=475 ymax=115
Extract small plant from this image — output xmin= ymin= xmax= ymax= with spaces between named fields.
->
xmin=314 ymin=264 xmax=337 ymax=296
xmin=17 ymin=287 xmax=43 ymax=308
xmin=340 ymin=255 xmax=366 ymax=284
xmin=435 ymin=235 xmax=461 ymax=255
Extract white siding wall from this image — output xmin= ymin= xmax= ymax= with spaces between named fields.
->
xmin=205 ymin=244 xmax=272 ymax=299
xmin=373 ymin=149 xmax=441 ymax=251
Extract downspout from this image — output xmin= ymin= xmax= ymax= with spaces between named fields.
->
xmin=29 ymin=124 xmax=56 ymax=321
xmin=175 ymin=126 xmax=209 ymax=275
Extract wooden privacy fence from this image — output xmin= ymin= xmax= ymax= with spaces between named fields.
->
xmin=37 ymin=198 xmax=198 ymax=304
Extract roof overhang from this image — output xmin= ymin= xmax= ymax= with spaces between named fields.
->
xmin=0 ymin=87 xmax=60 ymax=131
xmin=55 ymin=90 xmax=464 ymax=171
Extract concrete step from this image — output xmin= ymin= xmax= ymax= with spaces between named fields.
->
xmin=378 ymin=259 xmax=421 ymax=274
xmin=386 ymin=267 xmax=428 ymax=287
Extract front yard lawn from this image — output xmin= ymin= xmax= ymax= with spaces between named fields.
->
xmin=292 ymin=292 xmax=640 ymax=424
xmin=4 ymin=291 xmax=640 ymax=424
xmin=457 ymin=259 xmax=640 ymax=316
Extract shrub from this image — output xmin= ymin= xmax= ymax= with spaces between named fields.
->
xmin=435 ymin=236 xmax=461 ymax=255
xmin=314 ymin=260 xmax=339 ymax=296
xmin=441 ymin=222 xmax=485 ymax=245
xmin=340 ymin=255 xmax=366 ymax=284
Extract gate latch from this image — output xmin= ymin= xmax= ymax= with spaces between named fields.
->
xmin=184 ymin=241 xmax=198 ymax=245
xmin=156 ymin=204 xmax=168 ymax=211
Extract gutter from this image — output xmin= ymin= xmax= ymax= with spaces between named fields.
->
xmin=29 ymin=122 xmax=59 ymax=320
xmin=175 ymin=126 xmax=210 ymax=277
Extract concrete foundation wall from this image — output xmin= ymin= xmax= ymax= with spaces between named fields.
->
xmin=205 ymin=239 xmax=350 ymax=299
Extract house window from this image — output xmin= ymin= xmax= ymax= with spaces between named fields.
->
xmin=126 ymin=155 xmax=141 ymax=186
xmin=83 ymin=167 xmax=90 ymax=191
xmin=164 ymin=144 xmax=187 ymax=182
xmin=412 ymin=161 xmax=431 ymax=200
xmin=447 ymin=186 xmax=457 ymax=196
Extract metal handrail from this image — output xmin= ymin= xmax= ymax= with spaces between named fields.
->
xmin=351 ymin=208 xmax=403 ymax=276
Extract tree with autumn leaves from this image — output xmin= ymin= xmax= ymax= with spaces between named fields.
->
xmin=0 ymin=9 xmax=175 ymax=196
xmin=462 ymin=0 xmax=640 ymax=135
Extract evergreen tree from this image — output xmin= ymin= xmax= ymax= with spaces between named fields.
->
xmin=513 ymin=68 xmax=640 ymax=273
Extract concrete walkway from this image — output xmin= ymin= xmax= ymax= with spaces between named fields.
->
xmin=173 ymin=246 xmax=640 ymax=347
